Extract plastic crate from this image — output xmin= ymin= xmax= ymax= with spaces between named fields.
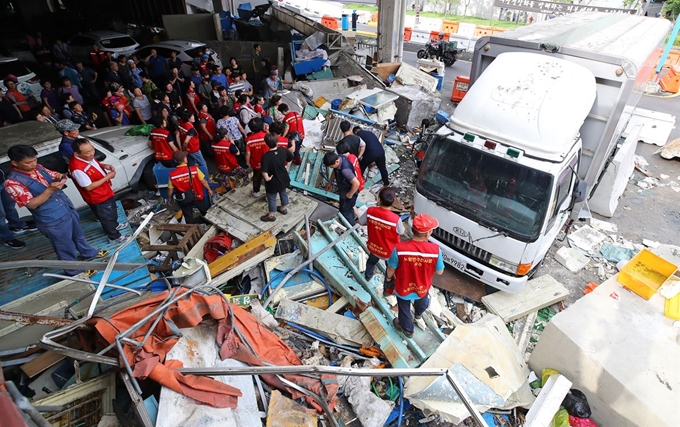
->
xmin=443 ymin=41 xmax=458 ymax=52
xmin=617 ymin=249 xmax=677 ymax=300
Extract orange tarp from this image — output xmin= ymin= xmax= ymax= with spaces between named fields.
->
xmin=91 ymin=289 xmax=338 ymax=411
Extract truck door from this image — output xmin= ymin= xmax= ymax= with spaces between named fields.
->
xmin=538 ymin=155 xmax=578 ymax=260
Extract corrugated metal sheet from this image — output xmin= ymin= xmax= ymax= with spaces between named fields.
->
xmin=0 ymin=202 xmax=150 ymax=306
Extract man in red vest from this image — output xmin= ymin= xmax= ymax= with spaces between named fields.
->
xmin=148 ymin=116 xmax=179 ymax=168
xmin=385 ymin=214 xmax=444 ymax=338
xmin=168 ymin=151 xmax=213 ymax=224
xmin=245 ymin=118 xmax=268 ymax=198
xmin=358 ymin=187 xmax=404 ymax=281
xmin=69 ymin=139 xmax=128 ymax=243
xmin=279 ymin=103 xmax=304 ymax=165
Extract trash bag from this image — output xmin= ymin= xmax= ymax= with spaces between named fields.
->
xmin=124 ymin=124 xmax=154 ymax=136
xmin=562 ymin=389 xmax=592 ymax=418
xmin=552 ymin=408 xmax=570 ymax=427
xmin=541 ymin=368 xmax=560 ymax=387
xmin=569 ymin=415 xmax=598 ymax=427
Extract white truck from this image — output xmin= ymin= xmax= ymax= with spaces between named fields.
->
xmin=0 ymin=122 xmax=156 ymax=218
xmin=413 ymin=12 xmax=671 ymax=292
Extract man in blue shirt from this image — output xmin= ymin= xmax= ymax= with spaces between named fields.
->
xmin=56 ymin=119 xmax=80 ymax=159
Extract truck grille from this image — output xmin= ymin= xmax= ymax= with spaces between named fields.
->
xmin=432 ymin=228 xmax=492 ymax=263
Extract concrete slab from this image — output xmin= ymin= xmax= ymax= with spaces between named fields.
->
xmin=529 ymin=275 xmax=680 ymax=427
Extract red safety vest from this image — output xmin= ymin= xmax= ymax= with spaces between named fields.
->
xmin=198 ymin=111 xmax=217 ymax=141
xmin=149 ymin=127 xmax=173 ymax=161
xmin=68 ymin=156 xmax=114 ymax=205
xmin=284 ymin=111 xmax=304 ymax=138
xmin=212 ymin=139 xmax=239 ymax=173
xmin=169 ymin=165 xmax=204 ymax=201
xmin=393 ymin=240 xmax=440 ymax=298
xmin=346 ymin=153 xmax=364 ymax=191
xmin=366 ymin=207 xmax=401 ymax=258
xmin=246 ymin=131 xmax=268 ymax=170
xmin=89 ymin=50 xmax=107 ymax=67
xmin=178 ymin=120 xmax=200 ymax=153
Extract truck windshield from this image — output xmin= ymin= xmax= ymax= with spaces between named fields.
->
xmin=417 ymin=136 xmax=553 ymax=241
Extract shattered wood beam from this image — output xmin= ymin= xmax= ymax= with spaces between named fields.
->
xmin=0 ymin=310 xmax=73 ymax=327
xmin=209 ymin=231 xmax=277 ymax=277
xmin=0 ymin=261 xmax=143 ymax=270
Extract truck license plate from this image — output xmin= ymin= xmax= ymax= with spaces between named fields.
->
xmin=443 ymin=253 xmax=465 ymax=271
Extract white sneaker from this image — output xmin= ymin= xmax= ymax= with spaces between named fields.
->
xmin=115 ymin=222 xmax=129 ymax=231
xmin=251 ymin=190 xmax=263 ymax=198
xmin=109 ymin=235 xmax=131 ymax=244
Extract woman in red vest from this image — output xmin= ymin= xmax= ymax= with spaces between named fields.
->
xmin=148 ymin=116 xmax=179 ymax=168
xmin=168 ymin=151 xmax=212 ymax=224
xmin=385 ymin=214 xmax=444 ymax=338
xmin=212 ymin=129 xmax=240 ymax=174
xmin=358 ymin=187 xmax=404 ymax=281
xmin=69 ymin=139 xmax=128 ymax=243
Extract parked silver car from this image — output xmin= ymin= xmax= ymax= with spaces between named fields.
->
xmin=69 ymin=31 xmax=140 ymax=63
xmin=133 ymin=40 xmax=222 ymax=75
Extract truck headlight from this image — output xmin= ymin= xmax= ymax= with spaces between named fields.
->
xmin=489 ymin=256 xmax=516 ymax=273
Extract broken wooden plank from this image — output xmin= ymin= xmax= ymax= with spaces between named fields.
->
xmin=275 ymin=300 xmax=373 ymax=347
xmin=516 ymin=311 xmax=538 ymax=363
xmin=209 ymin=231 xmax=277 ymax=277
xmin=266 ymin=390 xmax=317 ymax=427
xmin=432 ymin=266 xmax=487 ymax=303
xmin=326 ymin=296 xmax=348 ymax=313
xmin=21 ymin=351 xmax=66 ymax=378
xmin=359 ymin=308 xmax=415 ymax=368
xmin=205 ymin=186 xmax=318 ymax=241
xmin=210 ymin=246 xmax=276 ymax=289
xmin=0 ymin=302 xmax=70 ymax=338
xmin=481 ymin=274 xmax=569 ymax=323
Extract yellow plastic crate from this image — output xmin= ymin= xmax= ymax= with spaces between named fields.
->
xmin=618 ymin=249 xmax=678 ymax=300
xmin=665 ymin=292 xmax=680 ymax=320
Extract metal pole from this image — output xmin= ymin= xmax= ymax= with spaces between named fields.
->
xmin=263 ymin=223 xmax=360 ymax=308
xmin=86 ymin=213 xmax=154 ymax=317
xmin=178 ymin=365 xmax=449 ymax=376
xmin=446 ymin=370 xmax=489 ymax=427
xmin=656 ymin=16 xmax=680 ymax=74
xmin=0 ymin=260 xmax=144 ymax=270
xmin=42 ymin=273 xmax=143 ymax=295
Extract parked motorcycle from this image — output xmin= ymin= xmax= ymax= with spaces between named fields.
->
xmin=417 ymin=40 xmax=459 ymax=67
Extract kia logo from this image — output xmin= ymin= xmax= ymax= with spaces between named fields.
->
xmin=452 ymin=227 xmax=469 ymax=238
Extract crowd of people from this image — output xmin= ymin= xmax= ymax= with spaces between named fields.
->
xmin=2 ymin=39 xmax=401 ymax=289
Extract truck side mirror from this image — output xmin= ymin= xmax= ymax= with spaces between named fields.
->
xmin=572 ymin=179 xmax=588 ymax=204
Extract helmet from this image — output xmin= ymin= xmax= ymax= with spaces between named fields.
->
xmin=110 ymin=82 xmax=121 ymax=91
xmin=438 ymin=32 xmax=444 ymax=38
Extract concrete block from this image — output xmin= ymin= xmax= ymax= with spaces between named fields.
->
xmin=555 ymin=247 xmax=590 ymax=273
xmin=529 ymin=275 xmax=680 ymax=427
xmin=589 ymin=124 xmax=639 ymax=217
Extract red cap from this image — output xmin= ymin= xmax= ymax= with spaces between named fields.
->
xmin=412 ymin=214 xmax=439 ymax=233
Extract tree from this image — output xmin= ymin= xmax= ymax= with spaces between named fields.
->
xmin=663 ymin=0 xmax=680 ymax=19
xmin=462 ymin=0 xmax=472 ymax=17
xmin=443 ymin=0 xmax=460 ymax=18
